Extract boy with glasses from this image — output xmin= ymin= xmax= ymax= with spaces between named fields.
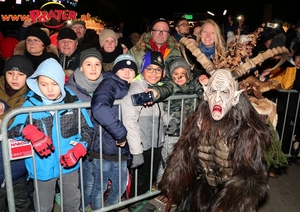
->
xmin=122 ymin=51 xmax=170 ymax=211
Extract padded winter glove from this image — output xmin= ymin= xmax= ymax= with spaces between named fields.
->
xmin=165 ymin=118 xmax=177 ymax=135
xmin=60 ymin=142 xmax=86 ymax=168
xmin=131 ymin=153 xmax=144 ymax=168
xmin=22 ymin=124 xmax=54 ymax=157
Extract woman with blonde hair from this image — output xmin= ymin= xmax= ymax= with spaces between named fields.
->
xmin=187 ymin=19 xmax=227 ymax=78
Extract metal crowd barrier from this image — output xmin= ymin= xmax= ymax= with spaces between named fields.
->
xmin=0 ymin=94 xmax=198 ymax=212
xmin=274 ymin=89 xmax=300 ymax=156
xmin=1 ymin=90 xmax=298 ymax=212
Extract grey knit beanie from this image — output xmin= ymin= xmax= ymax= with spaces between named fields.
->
xmin=169 ymin=57 xmax=191 ymax=77
xmin=79 ymin=47 xmax=103 ymax=67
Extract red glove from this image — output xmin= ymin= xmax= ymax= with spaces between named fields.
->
xmin=60 ymin=143 xmax=86 ymax=168
xmin=22 ymin=124 xmax=54 ymax=157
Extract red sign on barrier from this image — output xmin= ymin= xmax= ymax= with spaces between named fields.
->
xmin=9 ymin=139 xmax=33 ymax=160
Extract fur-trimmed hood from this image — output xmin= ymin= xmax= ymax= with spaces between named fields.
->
xmin=128 ymin=32 xmax=182 ymax=73
xmin=134 ymin=32 xmax=181 ymax=53
xmin=13 ymin=40 xmax=58 ymax=57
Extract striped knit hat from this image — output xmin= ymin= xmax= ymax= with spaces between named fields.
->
xmin=79 ymin=47 xmax=103 ymax=67
xmin=112 ymin=54 xmax=137 ymax=75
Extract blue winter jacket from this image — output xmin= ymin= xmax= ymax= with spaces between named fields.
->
xmin=8 ymin=88 xmax=93 ymax=181
xmin=90 ymin=74 xmax=130 ymax=161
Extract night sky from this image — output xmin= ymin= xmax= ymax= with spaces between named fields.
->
xmin=0 ymin=0 xmax=298 ymax=36
xmin=75 ymin=0 xmax=298 ymax=35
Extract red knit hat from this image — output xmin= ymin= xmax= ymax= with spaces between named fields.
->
xmin=0 ymin=37 xmax=18 ymax=60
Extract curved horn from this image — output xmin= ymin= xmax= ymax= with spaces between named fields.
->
xmin=232 ymin=46 xmax=290 ymax=79
xmin=180 ymin=37 xmax=216 ymax=76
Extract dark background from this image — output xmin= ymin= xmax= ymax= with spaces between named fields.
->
xmin=0 ymin=0 xmax=298 ymax=36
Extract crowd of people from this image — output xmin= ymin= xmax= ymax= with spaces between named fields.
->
xmin=0 ymin=13 xmax=299 ymax=212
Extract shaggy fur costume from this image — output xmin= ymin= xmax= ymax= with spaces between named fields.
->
xmin=158 ymin=93 xmax=272 ymax=212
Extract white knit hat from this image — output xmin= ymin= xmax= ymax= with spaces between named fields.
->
xmin=99 ymin=29 xmax=118 ymax=47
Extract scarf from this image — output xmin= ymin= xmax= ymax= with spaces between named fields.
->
xmin=4 ymin=82 xmax=18 ymax=96
xmin=149 ymin=38 xmax=168 ymax=56
xmin=101 ymin=44 xmax=123 ymax=63
xmin=25 ymin=51 xmax=50 ymax=70
xmin=73 ymin=69 xmax=103 ymax=94
xmin=199 ymin=42 xmax=215 ymax=60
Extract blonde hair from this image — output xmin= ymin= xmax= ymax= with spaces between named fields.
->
xmin=200 ymin=19 xmax=227 ymax=59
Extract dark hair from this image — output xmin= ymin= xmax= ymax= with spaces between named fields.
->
xmin=82 ymin=29 xmax=101 ymax=50
xmin=174 ymin=17 xmax=188 ymax=27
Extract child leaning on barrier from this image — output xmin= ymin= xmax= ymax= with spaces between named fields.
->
xmin=0 ymin=55 xmax=34 ymax=212
xmin=146 ymin=57 xmax=204 ymax=204
xmin=89 ymin=54 xmax=138 ymax=209
xmin=149 ymin=57 xmax=203 ymax=183
xmin=121 ymin=51 xmax=176 ymax=211
xmin=7 ymin=58 xmax=94 ymax=212
xmin=65 ymin=47 xmax=109 ymax=211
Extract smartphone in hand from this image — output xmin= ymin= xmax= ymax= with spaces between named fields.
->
xmin=131 ymin=91 xmax=154 ymax=106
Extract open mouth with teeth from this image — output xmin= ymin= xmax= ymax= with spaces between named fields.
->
xmin=212 ymin=105 xmax=222 ymax=113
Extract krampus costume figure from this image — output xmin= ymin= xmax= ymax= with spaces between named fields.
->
xmin=158 ymin=36 xmax=290 ymax=211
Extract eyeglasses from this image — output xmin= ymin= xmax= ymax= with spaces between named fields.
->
xmin=26 ymin=39 xmax=42 ymax=44
xmin=145 ymin=67 xmax=163 ymax=74
xmin=152 ymin=29 xmax=169 ymax=36
xmin=177 ymin=23 xmax=189 ymax=27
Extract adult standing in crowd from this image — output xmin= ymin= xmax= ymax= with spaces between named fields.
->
xmin=81 ymin=29 xmax=101 ymax=51
xmin=99 ymin=28 xmax=123 ymax=72
xmin=224 ymin=14 xmax=250 ymax=39
xmin=192 ymin=24 xmax=201 ymax=44
xmin=185 ymin=19 xmax=227 ymax=78
xmin=57 ymin=27 xmax=81 ymax=74
xmin=128 ymin=18 xmax=182 ymax=74
xmin=173 ymin=17 xmax=190 ymax=42
xmin=70 ymin=20 xmax=87 ymax=51
xmin=14 ymin=27 xmax=59 ymax=70
xmin=70 ymin=21 xmax=86 ymax=40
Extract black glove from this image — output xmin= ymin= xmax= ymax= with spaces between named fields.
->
xmin=131 ymin=153 xmax=144 ymax=168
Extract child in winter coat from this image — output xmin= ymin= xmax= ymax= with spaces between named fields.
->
xmin=149 ymin=57 xmax=203 ymax=184
xmin=0 ymin=55 xmax=34 ymax=212
xmin=66 ymin=47 xmax=109 ymax=211
xmin=89 ymin=54 xmax=138 ymax=209
xmin=7 ymin=58 xmax=94 ymax=212
xmin=121 ymin=51 xmax=175 ymax=211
